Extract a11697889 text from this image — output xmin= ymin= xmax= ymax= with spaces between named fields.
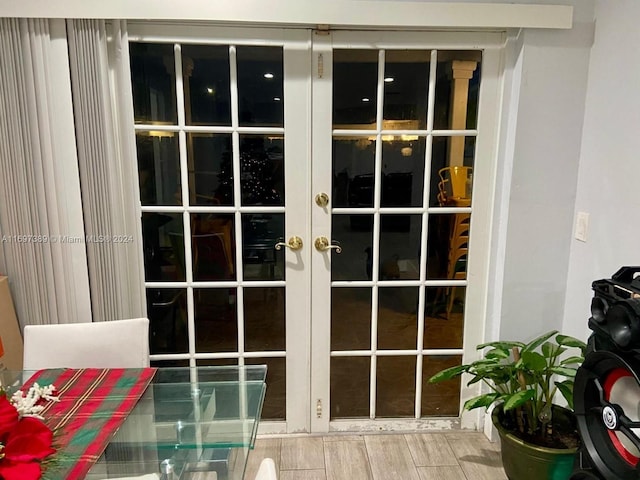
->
xmin=1 ymin=234 xmax=134 ymax=244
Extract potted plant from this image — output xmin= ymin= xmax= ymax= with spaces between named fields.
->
xmin=429 ymin=330 xmax=586 ymax=480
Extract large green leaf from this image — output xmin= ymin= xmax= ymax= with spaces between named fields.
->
xmin=485 ymin=348 xmax=510 ymax=360
xmin=428 ymin=364 xmax=467 ymax=383
xmin=522 ymin=330 xmax=558 ymax=353
xmin=477 ymin=340 xmax=524 ymax=350
xmin=463 ymin=393 xmax=501 ymax=411
xmin=550 ymin=366 xmax=578 ymax=377
xmin=503 ymin=389 xmax=536 ymax=411
xmin=542 ymin=341 xmax=566 ymax=359
xmin=556 ymin=334 xmax=587 ymax=350
xmin=555 ymin=380 xmax=574 ymax=409
xmin=521 ymin=351 xmax=547 ymax=370
xmin=560 ymin=356 xmax=584 ymax=366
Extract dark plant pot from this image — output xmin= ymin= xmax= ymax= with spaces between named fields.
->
xmin=492 ymin=405 xmax=579 ymax=480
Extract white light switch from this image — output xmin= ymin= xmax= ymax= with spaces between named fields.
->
xmin=575 ymin=211 xmax=589 ymax=242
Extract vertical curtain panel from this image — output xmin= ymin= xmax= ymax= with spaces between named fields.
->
xmin=0 ymin=18 xmax=91 ymax=326
xmin=67 ymin=19 xmax=146 ymax=321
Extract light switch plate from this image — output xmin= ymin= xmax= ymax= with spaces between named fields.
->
xmin=575 ymin=211 xmax=589 ymax=242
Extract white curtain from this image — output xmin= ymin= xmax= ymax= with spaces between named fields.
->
xmin=67 ymin=19 xmax=146 ymax=321
xmin=0 ymin=18 xmax=91 ymax=326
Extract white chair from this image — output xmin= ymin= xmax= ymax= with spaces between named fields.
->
xmin=255 ymin=458 xmax=278 ymax=480
xmin=23 ymin=318 xmax=150 ymax=370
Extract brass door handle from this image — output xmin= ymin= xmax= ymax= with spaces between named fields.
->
xmin=274 ymin=236 xmax=303 ymax=251
xmin=315 ymin=192 xmax=329 ymax=207
xmin=314 ymin=236 xmax=342 ymax=253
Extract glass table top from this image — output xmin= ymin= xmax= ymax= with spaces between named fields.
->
xmin=2 ymin=366 xmax=267 ymax=480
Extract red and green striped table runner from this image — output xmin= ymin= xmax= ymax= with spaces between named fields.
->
xmin=23 ymin=368 xmax=157 ymax=480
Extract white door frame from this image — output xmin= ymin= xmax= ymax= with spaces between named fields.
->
xmin=310 ymin=30 xmax=506 ymax=433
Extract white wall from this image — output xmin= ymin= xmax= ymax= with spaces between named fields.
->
xmin=495 ymin=5 xmax=594 ymax=342
xmin=562 ymin=0 xmax=640 ymax=341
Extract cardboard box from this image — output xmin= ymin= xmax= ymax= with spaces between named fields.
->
xmin=0 ymin=276 xmax=23 ymax=370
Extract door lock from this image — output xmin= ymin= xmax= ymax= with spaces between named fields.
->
xmin=274 ymin=236 xmax=303 ymax=251
xmin=315 ymin=192 xmax=330 ymax=208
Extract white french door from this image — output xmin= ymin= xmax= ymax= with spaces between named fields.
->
xmin=127 ymin=23 xmax=503 ymax=434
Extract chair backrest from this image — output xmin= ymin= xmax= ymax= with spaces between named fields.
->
xmin=255 ymin=458 xmax=278 ymax=480
xmin=23 ymin=318 xmax=150 ymax=370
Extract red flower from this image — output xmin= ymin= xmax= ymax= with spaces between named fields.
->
xmin=0 ymin=397 xmax=56 ymax=480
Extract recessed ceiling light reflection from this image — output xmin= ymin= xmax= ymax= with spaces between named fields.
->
xmin=384 ymin=77 xmax=394 ymax=83
xmin=264 ymin=73 xmax=274 ymax=79
xmin=362 ymin=97 xmax=370 ymax=102
xmin=273 ymin=97 xmax=281 ymax=101
xmin=206 ymin=87 xmax=214 ymax=94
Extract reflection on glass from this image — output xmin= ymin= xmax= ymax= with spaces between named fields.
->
xmin=379 ymin=214 xmax=421 ymax=280
xmin=146 ymin=289 xmax=187 ymax=354
xmin=331 ymin=215 xmax=373 ymax=281
xmin=331 ymin=288 xmax=371 ymax=351
xmin=191 ymin=213 xmax=235 ymax=281
xmin=240 ymin=135 xmax=284 ymax=206
xmin=331 ymin=357 xmax=370 ymax=419
xmin=136 ymin=133 xmax=180 ymax=206
xmin=188 ymin=134 xmax=233 ymax=206
xmin=424 ymin=287 xmax=465 ymax=349
xmin=142 ymin=213 xmax=184 ymax=281
xmin=182 ymin=45 xmax=231 ymax=126
xmin=426 ymin=213 xmax=469 ymax=281
xmin=381 ymin=137 xmax=425 ymax=208
xmin=332 ymin=138 xmax=376 ymax=208
xmin=434 ymin=51 xmax=481 ymax=131
xmin=422 ymin=355 xmax=462 ymax=416
xmin=333 ymin=50 xmax=378 ymax=129
xmin=194 ymin=288 xmax=237 ymax=352
xmin=237 ymin=46 xmax=283 ymax=127
xmin=129 ymin=43 xmax=177 ymax=124
xmin=383 ymin=50 xmax=430 ymax=130
xmin=246 ymin=357 xmax=286 ymax=420
xmin=378 ymin=287 xmax=418 ymax=350
xmin=377 ymin=356 xmax=416 ymax=417
xmin=244 ymin=287 xmax=285 ymax=351
xmin=242 ymin=214 xmax=285 ymax=281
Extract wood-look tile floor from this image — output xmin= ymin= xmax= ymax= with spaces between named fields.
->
xmin=244 ymin=432 xmax=508 ymax=480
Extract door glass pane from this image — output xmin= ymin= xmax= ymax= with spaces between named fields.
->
xmin=246 ymin=357 xmax=286 ymax=420
xmin=194 ymin=288 xmax=237 ymax=353
xmin=430 ymin=137 xmax=475 ymax=207
xmin=378 ymin=287 xmax=418 ymax=350
xmin=130 ymin=43 xmax=177 ymax=124
xmin=136 ymin=133 xmax=180 ymax=206
xmin=331 ymin=357 xmax=370 ymax=418
xmin=242 ymin=214 xmax=285 ymax=281
xmin=426 ymin=213 xmax=469 ymax=281
xmin=147 ymin=289 xmax=187 ymax=354
xmin=333 ymin=50 xmax=378 ymax=129
xmin=379 ymin=214 xmax=421 ymax=281
xmin=182 ymin=45 xmax=231 ymax=126
xmin=376 ymin=356 xmax=416 ymax=417
xmin=240 ymin=135 xmax=284 ymax=206
xmin=424 ymin=287 xmax=465 ymax=349
xmin=333 ymin=138 xmax=376 ymax=208
xmin=245 ymin=287 xmax=285 ymax=351
xmin=331 ymin=288 xmax=371 ymax=351
xmin=191 ymin=213 xmax=235 ymax=281
xmin=142 ymin=212 xmax=184 ymax=282
xmin=422 ymin=355 xmax=462 ymax=416
xmin=383 ymin=50 xmax=430 ymax=130
xmin=331 ymin=215 xmax=373 ymax=281
xmin=434 ymin=51 xmax=481 ymax=131
xmin=381 ymin=137 xmax=425 ymax=208
xmin=237 ymin=46 xmax=284 ymax=127
xmin=188 ymin=133 xmax=233 ymax=206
